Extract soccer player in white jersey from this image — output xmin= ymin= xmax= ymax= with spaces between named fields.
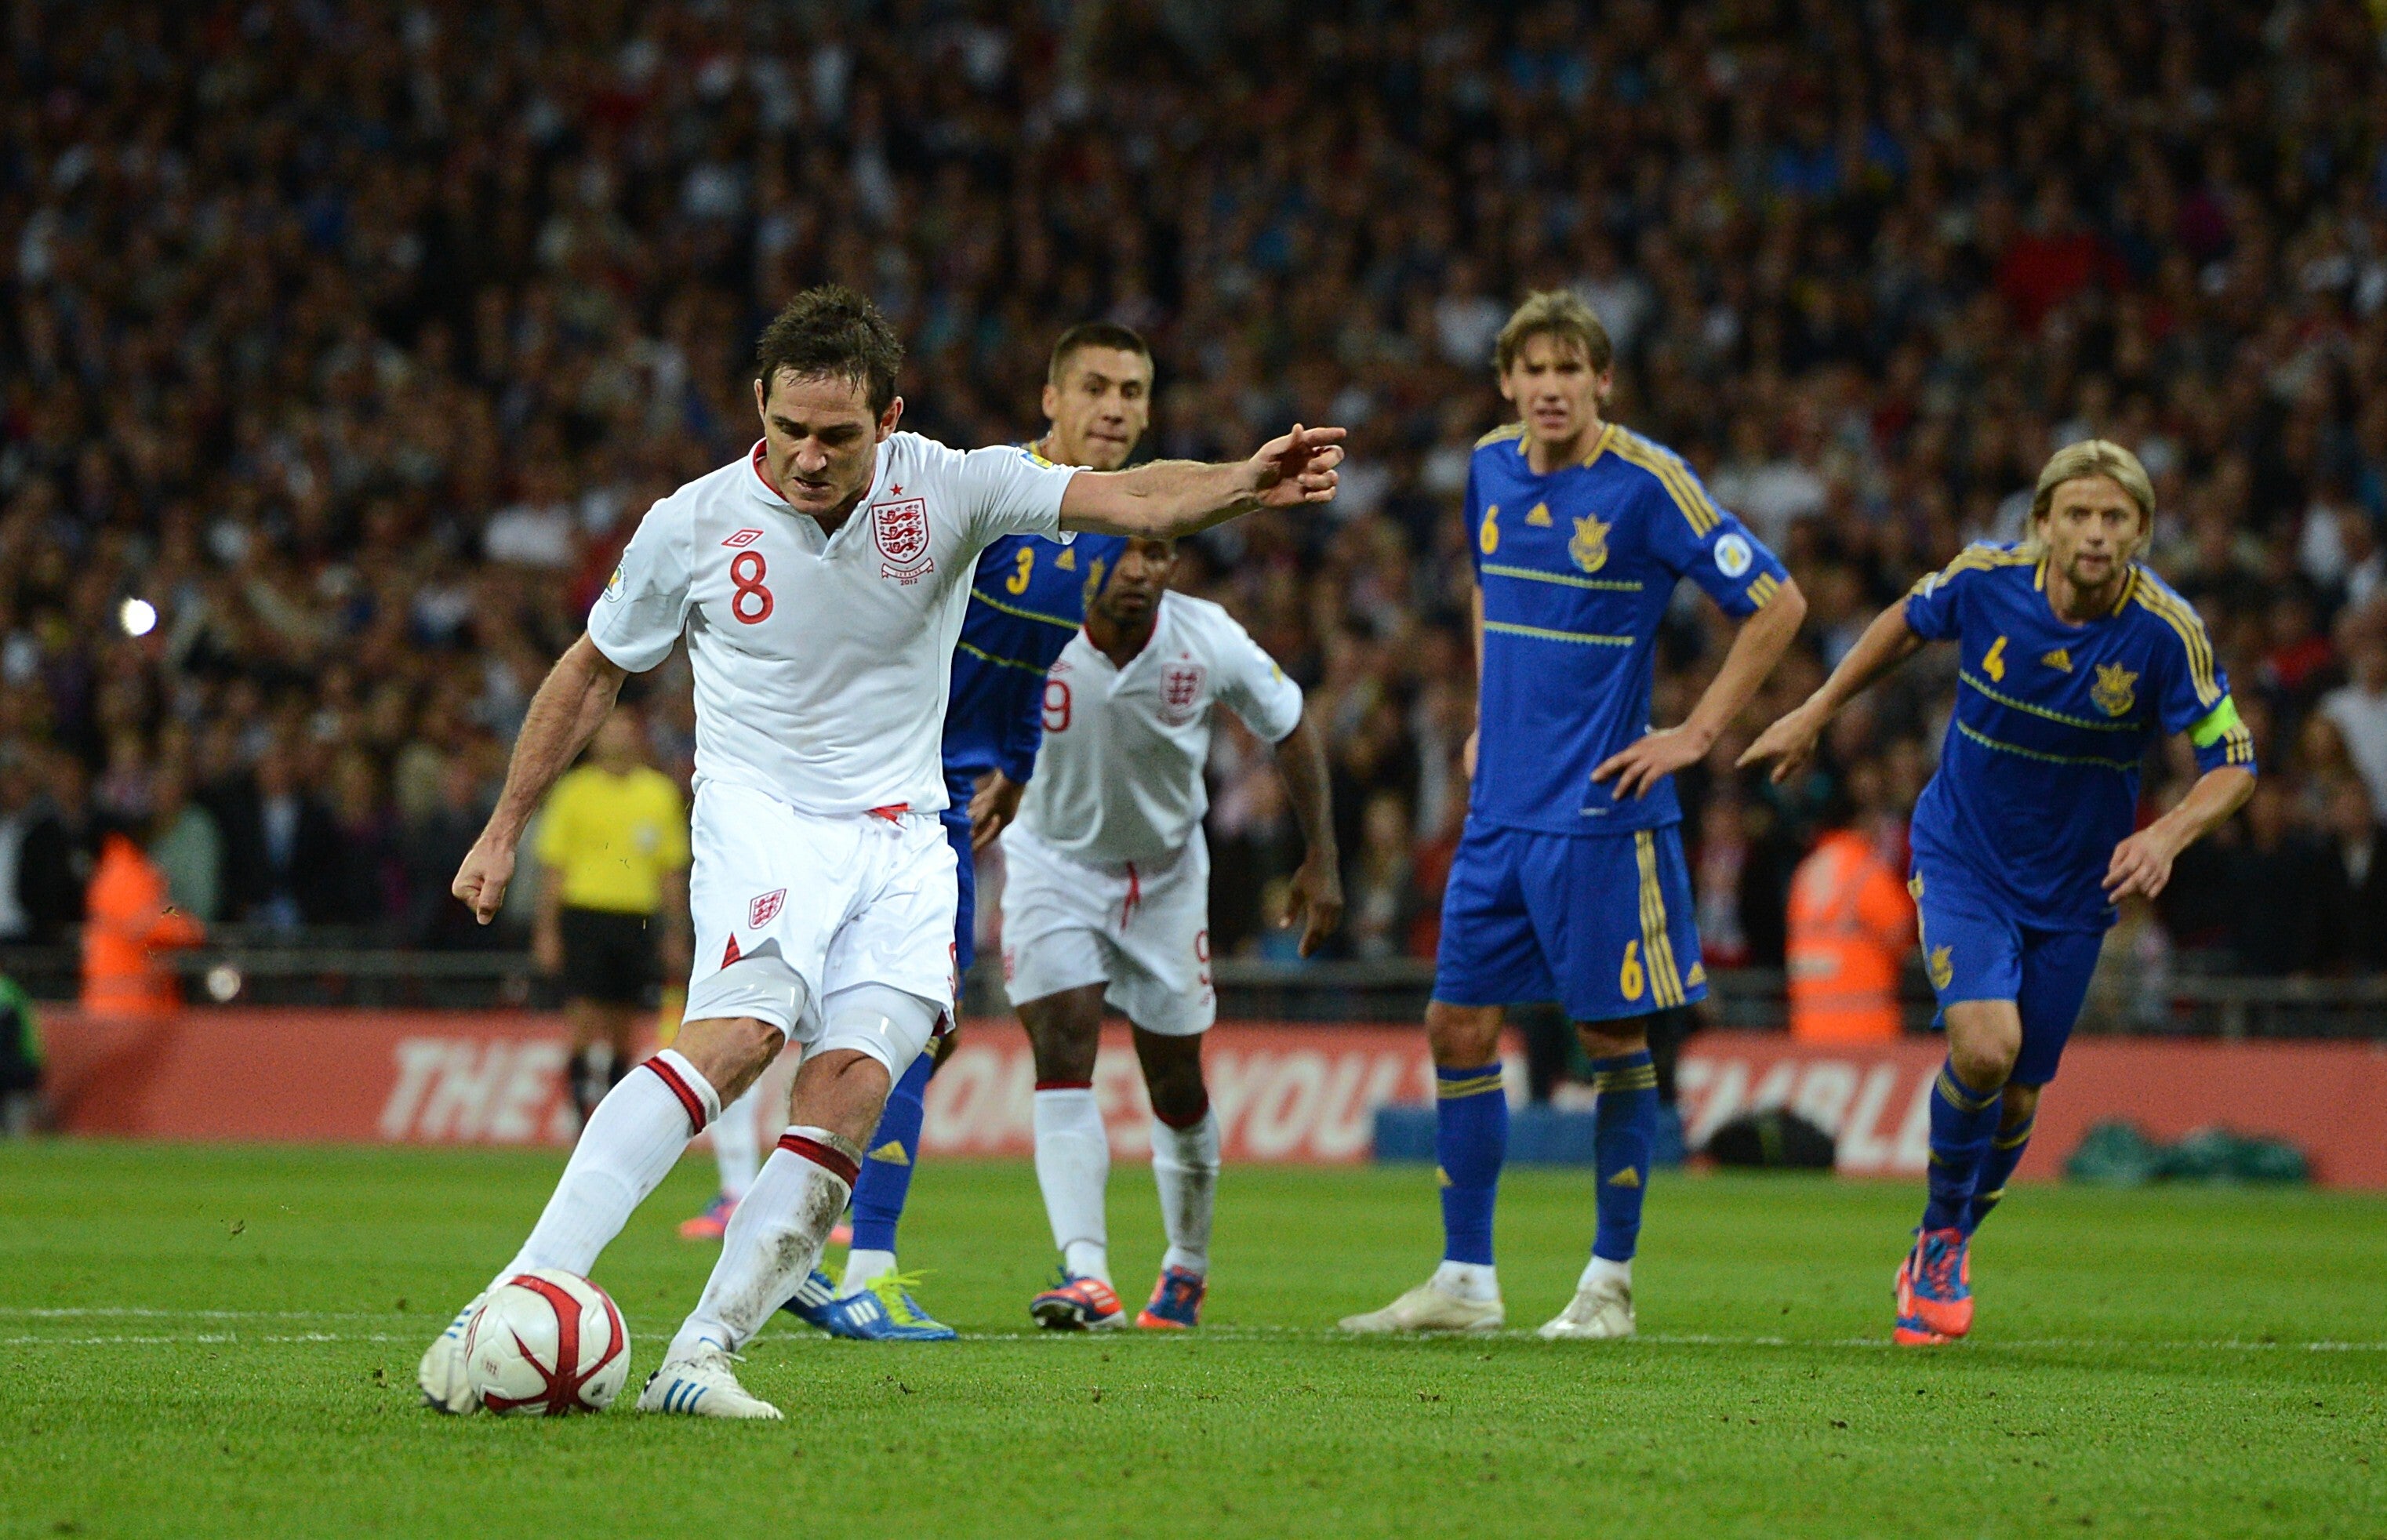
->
xmin=414 ymin=286 xmax=1344 ymax=1419
xmin=1006 ymin=538 xmax=1342 ymax=1331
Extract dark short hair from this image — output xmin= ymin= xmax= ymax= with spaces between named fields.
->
xmin=754 ymin=285 xmax=903 ymax=416
xmin=1493 ymin=289 xmax=1613 ymax=376
xmin=1048 ymin=321 xmax=1153 ymax=384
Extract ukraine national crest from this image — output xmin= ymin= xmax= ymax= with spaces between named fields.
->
xmin=873 ymin=497 xmax=934 ymax=583
xmin=1927 ymin=944 xmax=1953 ymax=990
xmin=2091 ymin=662 xmax=2138 ymax=717
xmin=1160 ymin=661 xmax=1205 ymax=724
xmin=1569 ymin=514 xmax=1611 ymax=573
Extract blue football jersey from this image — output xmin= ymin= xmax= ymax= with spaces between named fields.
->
xmin=1902 ymin=543 xmax=2256 ymax=929
xmin=1466 ymin=421 xmax=1792 ymax=837
xmin=942 ymin=527 xmax=1126 ymax=794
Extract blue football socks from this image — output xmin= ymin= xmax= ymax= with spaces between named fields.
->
xmin=849 ymin=1050 xmax=933 ymax=1254
xmin=1434 ymin=1062 xmax=1508 ymax=1266
xmin=1921 ymin=1059 xmax=2003 ymax=1233
xmin=1963 ymin=1111 xmax=2035 ymax=1235
xmin=1589 ymin=1050 xmax=1659 ymax=1262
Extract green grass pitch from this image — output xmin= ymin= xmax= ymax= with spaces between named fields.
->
xmin=2 ymin=1141 xmax=2381 ymax=1539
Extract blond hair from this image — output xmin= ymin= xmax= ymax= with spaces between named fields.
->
xmin=2029 ymin=439 xmax=2156 ymax=556
xmin=1493 ymin=289 xmax=1613 ymax=376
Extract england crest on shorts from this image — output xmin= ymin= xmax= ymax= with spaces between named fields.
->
xmin=873 ymin=497 xmax=934 ymax=584
xmin=749 ymin=888 xmax=786 ymax=928
xmin=1160 ymin=661 xmax=1205 ymax=724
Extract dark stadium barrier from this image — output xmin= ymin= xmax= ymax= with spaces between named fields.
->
xmin=31 ymin=1008 xmax=2387 ymax=1188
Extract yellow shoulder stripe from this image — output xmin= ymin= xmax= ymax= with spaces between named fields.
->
xmin=1475 ymin=423 xmax=1528 ymax=450
xmin=1610 ymin=429 xmax=1720 ymax=538
xmin=2130 ymin=584 xmax=2222 ymax=707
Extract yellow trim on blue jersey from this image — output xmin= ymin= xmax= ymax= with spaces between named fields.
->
xmin=968 ymin=587 xmax=1081 ymax=631
xmin=1475 ymin=423 xmax=1528 ymax=450
xmin=1935 ymin=1066 xmax=1999 ymax=1113
xmin=1581 ymin=422 xmax=1616 ymax=468
xmin=1953 ymin=719 xmax=2141 ymax=772
xmin=954 ymin=638 xmax=1050 ymax=674
xmin=2130 ymin=581 xmax=2223 ymax=707
xmin=1609 ymin=429 xmax=1720 ymax=538
xmin=1633 ymin=831 xmax=1687 ymax=1008
xmin=1435 ymin=1072 xmax=1506 ymax=1100
xmin=1483 ymin=619 xmax=1635 ymax=646
xmin=1480 ymin=562 xmax=1644 ymax=593
xmin=1909 ymin=543 xmax=2037 ymax=598
xmin=1745 ymin=572 xmax=1782 ymax=609
xmin=1958 ymin=670 xmax=2142 ymax=732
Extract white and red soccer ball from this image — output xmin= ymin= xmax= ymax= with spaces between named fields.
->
xmin=461 ymin=1269 xmax=630 ymax=1415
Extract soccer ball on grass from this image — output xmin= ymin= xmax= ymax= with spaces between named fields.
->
xmin=461 ymin=1268 xmax=630 ymax=1415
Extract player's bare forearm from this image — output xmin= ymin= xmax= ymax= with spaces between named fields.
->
xmin=968 ymin=769 xmax=1026 ymax=852
xmin=1273 ymin=711 xmax=1344 ymax=952
xmin=1059 ymin=425 xmax=1346 ymax=536
xmin=453 ymin=635 xmax=626 ymax=924
xmin=1682 ymin=578 xmax=1808 ymax=747
xmin=2105 ymin=765 xmax=2255 ymax=903
xmin=485 ymin=636 xmax=627 ymax=848
xmin=1601 ymin=579 xmax=1807 ymax=799
xmin=1739 ymin=597 xmax=1919 ymax=781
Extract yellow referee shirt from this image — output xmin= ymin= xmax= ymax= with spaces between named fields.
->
xmin=533 ymin=765 xmax=689 ymax=915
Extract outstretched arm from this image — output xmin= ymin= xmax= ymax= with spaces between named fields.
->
xmin=1272 ymin=710 xmax=1344 ymax=957
xmin=2105 ymin=765 xmax=2256 ymax=902
xmin=452 ymin=634 xmax=628 ymax=924
xmin=1738 ymin=597 xmax=1924 ymax=783
xmin=1597 ymin=579 xmax=1810 ymax=800
xmin=1059 ymin=424 xmax=1346 ymax=538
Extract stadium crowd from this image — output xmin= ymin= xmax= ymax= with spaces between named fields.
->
xmin=5 ymin=0 xmax=2387 ymax=986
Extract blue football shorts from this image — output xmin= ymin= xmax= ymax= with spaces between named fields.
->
xmin=1433 ymin=823 xmax=1706 ymax=1023
xmin=1909 ymin=859 xmax=2103 ymax=1087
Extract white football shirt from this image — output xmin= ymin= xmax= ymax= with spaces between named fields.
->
xmin=1016 ymin=591 xmax=1304 ymax=865
xmin=588 ymin=434 xmax=1077 ymax=816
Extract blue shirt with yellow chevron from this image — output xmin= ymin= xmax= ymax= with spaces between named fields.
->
xmin=1466 ymin=420 xmax=1791 ymax=837
xmin=1902 ymin=542 xmax=2256 ymax=930
xmin=943 ymin=522 xmax=1127 ymax=792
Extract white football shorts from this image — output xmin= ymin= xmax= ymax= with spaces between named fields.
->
xmin=1001 ymin=824 xmax=1215 ymax=1036
xmin=681 ymin=779 xmax=956 ymax=1077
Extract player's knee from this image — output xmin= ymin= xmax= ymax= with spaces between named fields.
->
xmin=1425 ymin=1001 xmax=1504 ymax=1066
xmin=1948 ymin=1033 xmax=2018 ymax=1091
xmin=1575 ymin=1019 xmax=1648 ymax=1059
xmin=674 ymin=1015 xmax=785 ymax=1102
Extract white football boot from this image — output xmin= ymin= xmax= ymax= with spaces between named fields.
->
xmin=416 ymin=1291 xmax=489 ymax=1413
xmin=1536 ymin=1276 xmax=1635 ymax=1340
xmin=636 ymin=1345 xmax=783 ymax=1420
xmin=1338 ymin=1277 xmax=1505 ymax=1334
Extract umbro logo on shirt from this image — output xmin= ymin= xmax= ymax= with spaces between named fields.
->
xmin=723 ymin=528 xmax=764 ymax=548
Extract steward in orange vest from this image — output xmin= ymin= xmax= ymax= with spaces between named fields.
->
xmin=1786 ymin=824 xmax=1915 ymax=1042
xmin=81 ymin=832 xmax=205 ymax=1015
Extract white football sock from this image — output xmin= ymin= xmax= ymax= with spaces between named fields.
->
xmin=1431 ymin=1259 xmax=1500 ymax=1302
xmin=1033 ymin=1085 xmax=1111 ymax=1284
xmin=669 ymin=1128 xmax=856 ymax=1359
xmin=1579 ymin=1254 xmax=1631 ymax=1291
xmin=840 ymin=1248 xmax=896 ymax=1297
xmin=494 ymin=1049 xmax=718 ymax=1291
xmin=1150 ymin=1110 xmax=1220 ymax=1277
xmin=711 ymin=1086 xmax=762 ymax=1203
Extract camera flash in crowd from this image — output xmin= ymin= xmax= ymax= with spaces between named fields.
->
xmin=118 ymin=597 xmax=158 ymax=638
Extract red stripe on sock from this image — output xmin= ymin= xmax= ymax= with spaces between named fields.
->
xmin=1034 ymin=1080 xmax=1093 ymax=1092
xmin=642 ymin=1057 xmax=707 ymax=1134
xmin=776 ymin=1133 xmax=859 ymax=1187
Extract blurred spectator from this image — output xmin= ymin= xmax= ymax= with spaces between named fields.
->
xmin=79 ymin=831 xmax=202 ymax=1015
xmin=2318 ymin=779 xmax=2387 ymax=972
xmin=0 ymin=1 xmax=2383 ymax=989
xmin=0 ymin=972 xmax=38 ymax=1135
xmin=0 ymin=753 xmax=36 ymax=941
xmin=146 ymin=762 xmax=220 ymax=923
xmin=1785 ymin=770 xmax=1917 ymax=1043
xmin=2321 ymin=617 xmax=2387 ymax=821
xmin=2221 ymin=782 xmax=2328 ymax=978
